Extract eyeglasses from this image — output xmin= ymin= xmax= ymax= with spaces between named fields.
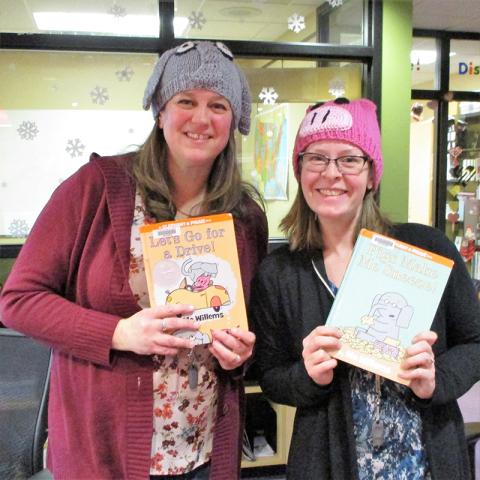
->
xmin=299 ymin=152 xmax=370 ymax=175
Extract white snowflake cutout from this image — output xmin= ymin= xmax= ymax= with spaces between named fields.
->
xmin=8 ymin=218 xmax=29 ymax=237
xmin=109 ymin=2 xmax=127 ymax=18
xmin=116 ymin=65 xmax=134 ymax=81
xmin=328 ymin=0 xmax=343 ymax=7
xmin=90 ymin=86 xmax=109 ymax=105
xmin=17 ymin=121 xmax=39 ymax=140
xmin=66 ymin=138 xmax=85 ymax=158
xmin=328 ymin=79 xmax=346 ymax=98
xmin=258 ymin=87 xmax=279 ymax=105
xmin=188 ymin=11 xmax=206 ymax=30
xmin=288 ymin=13 xmax=305 ymax=34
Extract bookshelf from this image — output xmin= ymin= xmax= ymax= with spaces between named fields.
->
xmin=241 ymin=384 xmax=295 ymax=469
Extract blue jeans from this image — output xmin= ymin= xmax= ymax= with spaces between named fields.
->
xmin=150 ymin=462 xmax=210 ymax=480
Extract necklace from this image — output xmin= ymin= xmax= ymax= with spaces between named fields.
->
xmin=175 ymin=206 xmax=193 ymax=217
xmin=175 ymin=201 xmax=203 ymax=218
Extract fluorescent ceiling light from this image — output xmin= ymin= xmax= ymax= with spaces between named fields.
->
xmin=34 ymin=11 xmax=160 ymax=36
xmin=410 ymin=49 xmax=437 ymax=65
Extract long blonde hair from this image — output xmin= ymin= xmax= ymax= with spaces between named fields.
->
xmin=280 ymin=164 xmax=391 ymax=251
xmin=131 ymin=125 xmax=262 ymax=221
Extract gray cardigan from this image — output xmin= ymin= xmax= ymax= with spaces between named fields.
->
xmin=250 ymin=223 xmax=480 ymax=480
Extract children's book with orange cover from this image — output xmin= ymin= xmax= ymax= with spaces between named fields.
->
xmin=139 ymin=213 xmax=247 ymax=345
xmin=324 ymin=229 xmax=454 ymax=385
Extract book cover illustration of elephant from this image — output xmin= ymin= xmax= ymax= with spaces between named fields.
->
xmin=151 ymin=253 xmax=240 ymax=344
xmin=139 ymin=213 xmax=252 ymax=345
xmin=339 ymin=291 xmax=414 ymax=362
xmin=325 ymin=229 xmax=454 ymax=384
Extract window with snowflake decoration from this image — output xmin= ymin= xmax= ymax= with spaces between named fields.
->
xmin=0 ymin=50 xmax=157 ymax=242
xmin=173 ymin=0 xmax=366 ymax=45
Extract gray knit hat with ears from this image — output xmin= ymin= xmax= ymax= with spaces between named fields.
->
xmin=143 ymin=41 xmax=252 ymax=135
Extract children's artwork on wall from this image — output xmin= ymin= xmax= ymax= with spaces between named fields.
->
xmin=252 ymin=104 xmax=288 ymax=201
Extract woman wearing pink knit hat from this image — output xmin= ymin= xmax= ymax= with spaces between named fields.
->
xmin=250 ymin=98 xmax=480 ymax=479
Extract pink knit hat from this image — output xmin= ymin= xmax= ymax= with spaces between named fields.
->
xmin=292 ymin=98 xmax=383 ymax=190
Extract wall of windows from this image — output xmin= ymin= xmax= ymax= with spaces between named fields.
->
xmin=0 ymin=0 xmax=381 ymax=288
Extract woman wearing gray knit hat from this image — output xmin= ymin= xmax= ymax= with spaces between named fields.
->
xmin=0 ymin=41 xmax=267 ymax=480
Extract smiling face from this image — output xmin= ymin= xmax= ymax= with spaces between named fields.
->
xmin=300 ymin=139 xmax=373 ymax=227
xmin=159 ymin=89 xmax=233 ymax=176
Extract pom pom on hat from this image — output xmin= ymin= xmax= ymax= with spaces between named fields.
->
xmin=143 ymin=41 xmax=252 ymax=135
xmin=292 ymin=98 xmax=383 ymax=190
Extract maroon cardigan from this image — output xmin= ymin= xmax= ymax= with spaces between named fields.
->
xmin=0 ymin=153 xmax=268 ymax=480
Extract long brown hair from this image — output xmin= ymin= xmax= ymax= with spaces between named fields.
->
xmin=280 ymin=164 xmax=391 ymax=251
xmin=131 ymin=124 xmax=263 ymax=221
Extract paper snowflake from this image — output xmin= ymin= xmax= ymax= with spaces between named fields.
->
xmin=17 ymin=121 xmax=39 ymax=140
xmin=109 ymin=2 xmax=127 ymax=18
xmin=90 ymin=86 xmax=109 ymax=105
xmin=288 ymin=13 xmax=305 ymax=34
xmin=116 ymin=65 xmax=134 ymax=82
xmin=188 ymin=11 xmax=206 ymax=30
xmin=66 ymin=138 xmax=85 ymax=158
xmin=328 ymin=0 xmax=343 ymax=7
xmin=328 ymin=79 xmax=346 ymax=98
xmin=8 ymin=218 xmax=29 ymax=237
xmin=258 ymin=87 xmax=279 ymax=105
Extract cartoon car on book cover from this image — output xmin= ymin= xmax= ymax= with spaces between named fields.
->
xmin=165 ymin=282 xmax=231 ymax=311
xmin=165 ymin=258 xmax=231 ymax=312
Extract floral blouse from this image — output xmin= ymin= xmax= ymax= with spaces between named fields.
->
xmin=129 ymin=191 xmax=218 ymax=475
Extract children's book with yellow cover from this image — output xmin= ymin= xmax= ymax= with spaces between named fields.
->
xmin=325 ymin=229 xmax=454 ymax=385
xmin=139 ymin=213 xmax=247 ymax=345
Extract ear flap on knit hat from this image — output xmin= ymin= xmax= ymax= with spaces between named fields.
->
xmin=142 ymin=48 xmax=178 ymax=118
xmin=235 ymin=64 xmax=252 ymax=135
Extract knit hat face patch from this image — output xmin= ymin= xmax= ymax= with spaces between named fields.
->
xmin=299 ymin=105 xmax=353 ymax=137
xmin=292 ymin=98 xmax=383 ymax=190
xmin=143 ymin=41 xmax=252 ymax=135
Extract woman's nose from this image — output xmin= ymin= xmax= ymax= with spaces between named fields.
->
xmin=322 ymin=159 xmax=342 ymax=178
xmin=191 ymin=105 xmax=209 ymax=124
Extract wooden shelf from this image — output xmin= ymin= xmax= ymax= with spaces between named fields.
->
xmin=241 ymin=385 xmax=295 ymax=469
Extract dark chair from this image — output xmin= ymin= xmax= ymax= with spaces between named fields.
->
xmin=465 ymin=422 xmax=480 ymax=479
xmin=0 ymin=328 xmax=52 ymax=479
